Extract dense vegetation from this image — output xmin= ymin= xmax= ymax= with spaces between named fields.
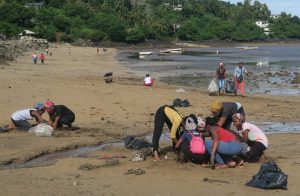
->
xmin=0 ymin=0 xmax=300 ymax=43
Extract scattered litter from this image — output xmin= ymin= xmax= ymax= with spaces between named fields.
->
xmin=104 ymin=72 xmax=113 ymax=83
xmin=124 ymin=135 xmax=152 ymax=150
xmin=130 ymin=148 xmax=152 ymax=162
xmin=98 ymin=155 xmax=127 ymax=160
xmin=173 ymin=98 xmax=190 ymax=107
xmin=175 ymin=88 xmax=186 ymax=93
xmin=124 ymin=169 xmax=146 ymax=175
xmin=28 ymin=123 xmax=54 ymax=137
xmin=203 ymin=177 xmax=230 ymax=184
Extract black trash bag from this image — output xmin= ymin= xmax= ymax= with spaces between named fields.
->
xmin=180 ymin=99 xmax=190 ymax=107
xmin=124 ymin=135 xmax=152 ymax=150
xmin=246 ymin=161 xmax=288 ymax=190
xmin=225 ymin=80 xmax=235 ymax=93
xmin=173 ymin=98 xmax=182 ymax=107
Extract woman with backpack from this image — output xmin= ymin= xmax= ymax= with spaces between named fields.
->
xmin=152 ymin=105 xmax=183 ymax=161
xmin=204 ymin=117 xmax=243 ymax=168
xmin=175 ymin=114 xmax=207 ymax=164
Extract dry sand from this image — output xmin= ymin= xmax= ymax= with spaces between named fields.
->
xmin=0 ymin=45 xmax=299 ymax=196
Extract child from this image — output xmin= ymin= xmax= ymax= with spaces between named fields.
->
xmin=144 ymin=74 xmax=154 ymax=86
xmin=175 ymin=114 xmax=207 ymax=164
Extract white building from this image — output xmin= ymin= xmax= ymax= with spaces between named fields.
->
xmin=255 ymin=21 xmax=271 ymax=35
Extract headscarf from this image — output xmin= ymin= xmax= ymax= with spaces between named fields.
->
xmin=184 ymin=117 xmax=197 ymax=131
xmin=34 ymin=102 xmax=44 ymax=111
xmin=211 ymin=100 xmax=222 ymax=113
xmin=232 ymin=113 xmax=245 ymax=123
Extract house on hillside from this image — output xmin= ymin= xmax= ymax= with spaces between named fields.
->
xmin=271 ymin=14 xmax=280 ymax=19
xmin=25 ymin=2 xmax=44 ymax=9
xmin=255 ymin=20 xmax=271 ymax=35
xmin=19 ymin=30 xmax=36 ymax=40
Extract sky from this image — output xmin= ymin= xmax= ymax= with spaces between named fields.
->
xmin=228 ymin=0 xmax=300 ymax=17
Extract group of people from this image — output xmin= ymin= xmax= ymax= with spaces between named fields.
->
xmin=152 ymin=101 xmax=268 ymax=168
xmin=32 ymin=52 xmax=46 ymax=64
xmin=216 ymin=61 xmax=248 ymax=96
xmin=0 ymin=101 xmax=75 ymax=133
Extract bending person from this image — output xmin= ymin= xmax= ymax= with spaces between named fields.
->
xmin=45 ymin=100 xmax=75 ymax=130
xmin=232 ymin=113 xmax=268 ymax=163
xmin=152 ymin=105 xmax=183 ymax=161
xmin=10 ymin=102 xmax=46 ymax=131
xmin=205 ymin=117 xmax=243 ymax=168
xmin=210 ymin=100 xmax=245 ymax=130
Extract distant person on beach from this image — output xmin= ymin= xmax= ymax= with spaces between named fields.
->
xmin=152 ymin=105 xmax=183 ymax=161
xmin=210 ymin=101 xmax=245 ymax=130
xmin=175 ymin=114 xmax=207 ymax=164
xmin=46 ymin=48 xmax=49 ymax=56
xmin=6 ymin=102 xmax=46 ymax=131
xmin=216 ymin=62 xmax=226 ymax=95
xmin=232 ymin=113 xmax=268 ymax=163
xmin=40 ymin=53 xmax=45 ymax=64
xmin=45 ymin=100 xmax=75 ymax=130
xmin=234 ymin=61 xmax=248 ymax=96
xmin=97 ymin=48 xmax=99 ymax=55
xmin=144 ymin=74 xmax=154 ymax=86
xmin=204 ymin=117 xmax=243 ymax=168
xmin=49 ymin=50 xmax=53 ymax=56
xmin=32 ymin=53 xmax=37 ymax=64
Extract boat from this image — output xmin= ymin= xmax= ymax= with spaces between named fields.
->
xmin=159 ymin=48 xmax=183 ymax=55
xmin=138 ymin=51 xmax=153 ymax=59
xmin=236 ymin=46 xmax=258 ymax=50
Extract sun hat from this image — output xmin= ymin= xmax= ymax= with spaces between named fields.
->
xmin=45 ymin=100 xmax=54 ymax=109
xmin=34 ymin=102 xmax=44 ymax=110
xmin=211 ymin=100 xmax=222 ymax=112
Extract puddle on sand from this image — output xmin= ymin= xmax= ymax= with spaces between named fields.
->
xmin=256 ymin=122 xmax=300 ymax=134
xmin=0 ymin=141 xmax=124 ymax=170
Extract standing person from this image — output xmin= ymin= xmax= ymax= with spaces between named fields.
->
xmin=97 ymin=48 xmax=99 ymax=55
xmin=152 ymin=105 xmax=183 ymax=161
xmin=32 ymin=53 xmax=38 ymax=64
xmin=232 ymin=113 xmax=268 ymax=163
xmin=10 ymin=102 xmax=46 ymax=131
xmin=210 ymin=100 xmax=245 ymax=130
xmin=175 ymin=114 xmax=207 ymax=164
xmin=204 ymin=117 xmax=243 ymax=168
xmin=46 ymin=48 xmax=49 ymax=56
xmin=144 ymin=74 xmax=154 ymax=86
xmin=216 ymin=62 xmax=226 ymax=95
xmin=234 ymin=61 xmax=248 ymax=96
xmin=40 ymin=53 xmax=45 ymax=64
xmin=44 ymin=100 xmax=75 ymax=130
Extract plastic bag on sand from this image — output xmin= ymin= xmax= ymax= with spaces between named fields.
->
xmin=29 ymin=123 xmax=54 ymax=137
xmin=246 ymin=161 xmax=288 ymax=190
xmin=208 ymin=79 xmax=218 ymax=95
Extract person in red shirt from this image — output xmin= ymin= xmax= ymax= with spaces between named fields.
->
xmin=204 ymin=117 xmax=243 ymax=168
xmin=40 ymin=53 xmax=45 ymax=64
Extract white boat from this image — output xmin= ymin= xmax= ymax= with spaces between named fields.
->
xmin=236 ymin=46 xmax=258 ymax=50
xmin=139 ymin=51 xmax=153 ymax=55
xmin=159 ymin=48 xmax=183 ymax=55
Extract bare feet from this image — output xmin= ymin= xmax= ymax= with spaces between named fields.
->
xmin=215 ymin=164 xmax=228 ymax=169
xmin=227 ymin=161 xmax=237 ymax=168
xmin=153 ymin=151 xmax=160 ymax=161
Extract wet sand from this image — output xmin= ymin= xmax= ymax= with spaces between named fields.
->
xmin=0 ymin=45 xmax=300 ymax=195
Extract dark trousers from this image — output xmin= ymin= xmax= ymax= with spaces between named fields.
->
xmin=152 ymin=106 xmax=178 ymax=151
xmin=179 ymin=140 xmax=208 ymax=164
xmin=51 ymin=114 xmax=75 ymax=128
xmin=222 ymin=107 xmax=245 ymax=130
xmin=11 ymin=118 xmax=31 ymax=131
xmin=244 ymin=141 xmax=266 ymax=163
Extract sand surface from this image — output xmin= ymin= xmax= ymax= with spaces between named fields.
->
xmin=0 ymin=45 xmax=299 ymax=195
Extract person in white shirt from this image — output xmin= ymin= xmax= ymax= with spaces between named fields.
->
xmin=10 ymin=102 xmax=46 ymax=131
xmin=232 ymin=113 xmax=268 ymax=163
xmin=144 ymin=74 xmax=154 ymax=86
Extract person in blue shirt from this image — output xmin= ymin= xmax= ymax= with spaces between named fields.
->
xmin=234 ymin=61 xmax=248 ymax=96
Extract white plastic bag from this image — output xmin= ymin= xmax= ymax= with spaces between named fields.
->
xmin=208 ymin=79 xmax=218 ymax=95
xmin=29 ymin=123 xmax=54 ymax=137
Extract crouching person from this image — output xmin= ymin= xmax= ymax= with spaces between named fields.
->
xmin=205 ymin=117 xmax=243 ymax=168
xmin=10 ymin=102 xmax=46 ymax=131
xmin=45 ymin=100 xmax=75 ymax=130
xmin=175 ymin=114 xmax=207 ymax=164
xmin=232 ymin=113 xmax=268 ymax=163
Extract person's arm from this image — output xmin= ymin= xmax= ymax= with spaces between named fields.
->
xmin=175 ymin=138 xmax=183 ymax=149
xmin=31 ymin=110 xmax=45 ymax=123
xmin=52 ymin=115 xmax=61 ymax=129
xmin=242 ymin=129 xmax=249 ymax=142
xmin=217 ymin=116 xmax=226 ymax=127
xmin=208 ymin=127 xmax=220 ymax=165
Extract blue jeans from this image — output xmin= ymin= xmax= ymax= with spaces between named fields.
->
xmin=218 ymin=79 xmax=225 ymax=90
xmin=205 ymin=140 xmax=243 ymax=164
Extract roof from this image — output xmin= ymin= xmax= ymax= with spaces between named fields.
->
xmin=19 ymin=30 xmax=36 ymax=35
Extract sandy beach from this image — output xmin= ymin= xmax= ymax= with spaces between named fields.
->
xmin=0 ymin=44 xmax=299 ymax=196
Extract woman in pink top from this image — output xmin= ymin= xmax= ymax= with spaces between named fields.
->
xmin=232 ymin=113 xmax=268 ymax=163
